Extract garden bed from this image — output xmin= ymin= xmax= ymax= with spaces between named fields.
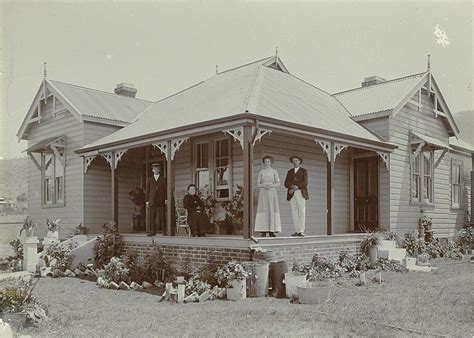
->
xmin=12 ymin=260 xmax=472 ymax=337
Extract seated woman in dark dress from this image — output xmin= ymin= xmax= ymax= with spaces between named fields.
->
xmin=183 ymin=184 xmax=210 ymax=237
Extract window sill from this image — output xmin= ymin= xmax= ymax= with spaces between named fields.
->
xmin=42 ymin=203 xmax=65 ymax=209
xmin=450 ymin=206 xmax=464 ymax=211
xmin=409 ymin=200 xmax=435 ymax=207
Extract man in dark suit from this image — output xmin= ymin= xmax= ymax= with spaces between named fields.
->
xmin=146 ymin=163 xmax=167 ymax=236
xmin=284 ymin=155 xmax=309 ymax=237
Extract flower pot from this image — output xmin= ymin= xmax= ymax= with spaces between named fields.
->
xmin=47 ymin=230 xmax=59 ymax=239
xmin=368 ymin=246 xmax=378 ymax=264
xmin=284 ymin=272 xmax=307 ymax=298
xmin=297 ymin=280 xmax=332 ymax=304
xmin=226 ymin=279 xmax=246 ymax=301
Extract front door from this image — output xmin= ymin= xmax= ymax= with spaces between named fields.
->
xmin=354 ymin=157 xmax=379 ymax=231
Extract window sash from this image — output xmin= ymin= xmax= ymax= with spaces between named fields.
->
xmin=411 ymin=150 xmax=433 ymax=203
xmin=42 ymin=152 xmax=64 ymax=206
xmin=451 ymin=162 xmax=462 ymax=207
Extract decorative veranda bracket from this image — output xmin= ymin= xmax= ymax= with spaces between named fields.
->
xmin=223 ymin=127 xmax=244 ymax=150
xmin=153 ymin=138 xmax=188 ymax=161
xmin=101 ymin=150 xmax=127 ymax=170
xmin=252 ymin=127 xmax=272 ymax=146
xmin=84 ymin=155 xmax=97 ymax=174
xmin=376 ymin=151 xmax=390 ymax=171
xmin=315 ymin=140 xmax=347 ymax=162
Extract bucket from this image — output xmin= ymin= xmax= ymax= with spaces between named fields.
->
xmin=297 ymin=280 xmax=331 ymax=304
xmin=368 ymin=246 xmax=378 ymax=264
xmin=226 ymin=279 xmax=246 ymax=301
xmin=270 ymin=261 xmax=288 ymax=298
xmin=243 ymin=261 xmax=269 ymax=297
xmin=284 ymin=272 xmax=307 ymax=298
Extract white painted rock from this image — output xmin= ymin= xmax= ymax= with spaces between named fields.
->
xmin=119 ymin=281 xmax=130 ymax=290
xmin=97 ymin=276 xmax=107 ymax=287
xmin=49 ymin=258 xmax=58 ymax=268
xmin=154 ymin=280 xmax=164 ymax=288
xmin=96 ymin=269 xmax=105 ymax=277
xmin=184 ymin=292 xmax=199 ymax=303
xmin=22 ymin=274 xmax=32 ymax=283
xmin=130 ymin=282 xmax=143 ymax=290
xmin=109 ymin=282 xmax=119 ymax=290
xmin=40 ymin=267 xmax=52 ymax=277
xmin=199 ymin=290 xmax=211 ymax=302
xmin=142 ymin=281 xmax=152 ymax=289
xmin=37 ymin=258 xmax=46 ymax=268
xmin=64 ymin=269 xmax=76 ymax=277
xmin=74 ymin=268 xmax=84 ymax=277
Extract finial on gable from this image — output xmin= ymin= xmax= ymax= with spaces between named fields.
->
xmin=216 ymin=64 xmax=219 ymax=75
xmin=275 ymin=46 xmax=278 ymax=58
xmin=43 ymin=62 xmax=48 ymax=79
xmin=427 ymin=54 xmax=431 ymax=73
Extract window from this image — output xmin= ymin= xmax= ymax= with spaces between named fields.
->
xmin=195 ymin=142 xmax=210 ymax=195
xmin=42 ymin=152 xmax=64 ymax=206
xmin=411 ymin=150 xmax=434 ymax=204
xmin=451 ymin=160 xmax=462 ymax=208
xmin=193 ymin=137 xmax=232 ymax=200
xmin=214 ymin=139 xmax=230 ymax=199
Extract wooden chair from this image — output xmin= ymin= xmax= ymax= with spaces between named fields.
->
xmin=174 ymin=191 xmax=191 ymax=236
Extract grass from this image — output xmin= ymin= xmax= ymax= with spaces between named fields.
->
xmin=15 ymin=259 xmax=472 ymax=337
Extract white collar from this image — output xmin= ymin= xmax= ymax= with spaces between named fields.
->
xmin=294 ymin=167 xmax=300 ymax=173
xmin=154 ymin=174 xmax=160 ymax=179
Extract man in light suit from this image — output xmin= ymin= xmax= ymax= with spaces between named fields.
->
xmin=284 ymin=155 xmax=309 ymax=237
xmin=146 ymin=163 xmax=167 ymax=236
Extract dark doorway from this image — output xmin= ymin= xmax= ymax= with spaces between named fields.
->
xmin=354 ymin=157 xmax=379 ymax=231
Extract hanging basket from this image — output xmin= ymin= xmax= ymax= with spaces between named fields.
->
xmin=297 ymin=280 xmax=332 ymax=304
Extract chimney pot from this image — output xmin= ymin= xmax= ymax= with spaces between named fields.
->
xmin=114 ymin=83 xmax=137 ymax=98
xmin=361 ymin=76 xmax=386 ymax=87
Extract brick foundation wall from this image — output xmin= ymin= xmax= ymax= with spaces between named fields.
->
xmin=120 ymin=235 xmax=363 ymax=268
xmin=121 ymin=241 xmax=252 ymax=268
xmin=262 ymin=240 xmax=360 ymax=265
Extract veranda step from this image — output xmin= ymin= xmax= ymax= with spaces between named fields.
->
xmin=378 ymin=248 xmax=406 ymax=263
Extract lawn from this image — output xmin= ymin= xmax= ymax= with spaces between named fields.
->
xmin=12 ymin=259 xmax=473 ymax=337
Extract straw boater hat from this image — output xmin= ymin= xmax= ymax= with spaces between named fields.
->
xmin=289 ymin=155 xmax=303 ymax=163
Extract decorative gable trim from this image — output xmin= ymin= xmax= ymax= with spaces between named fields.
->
xmin=17 ymin=80 xmax=82 ymax=141
xmin=392 ymin=73 xmax=459 ymax=137
xmin=263 ymin=56 xmax=289 ymax=74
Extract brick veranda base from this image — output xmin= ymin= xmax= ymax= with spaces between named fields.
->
xmin=120 ymin=233 xmax=365 ymax=268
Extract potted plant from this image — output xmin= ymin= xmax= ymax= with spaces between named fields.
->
xmin=220 ymin=185 xmax=244 ymax=235
xmin=129 ymin=187 xmax=145 ymax=231
xmin=297 ymin=267 xmax=332 ymax=304
xmin=73 ymin=223 xmax=89 ymax=236
xmin=216 ymin=260 xmax=250 ymax=301
xmin=360 ymin=232 xmax=380 ymax=264
xmin=19 ymin=217 xmax=36 ymax=240
xmin=46 ymin=218 xmax=61 ymax=239
xmin=284 ymin=260 xmax=310 ymax=298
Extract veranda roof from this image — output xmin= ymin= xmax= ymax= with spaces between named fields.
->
xmin=78 ymin=56 xmax=390 ymax=153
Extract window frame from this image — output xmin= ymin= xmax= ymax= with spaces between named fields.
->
xmin=192 ymin=135 xmax=233 ymax=201
xmin=451 ymin=159 xmax=463 ymax=209
xmin=410 ymin=148 xmax=434 ymax=205
xmin=213 ymin=137 xmax=231 ymax=201
xmin=41 ymin=151 xmax=65 ymax=207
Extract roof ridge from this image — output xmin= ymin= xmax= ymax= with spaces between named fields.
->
xmin=333 ymin=72 xmax=426 ymax=96
xmin=48 ymin=79 xmax=153 ymax=103
xmin=216 ymin=56 xmax=274 ymax=76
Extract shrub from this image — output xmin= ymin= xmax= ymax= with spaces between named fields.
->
xmin=94 ymin=221 xmax=123 ymax=268
xmin=177 ymin=255 xmax=194 ymax=280
xmin=291 ymin=260 xmax=312 ymax=274
xmin=122 ymin=250 xmax=147 ymax=284
xmin=46 ymin=243 xmax=74 ymax=272
xmin=197 ymin=256 xmax=220 ymax=286
xmin=103 ymin=257 xmax=130 ymax=284
xmin=309 ymin=254 xmax=342 ymax=281
xmin=9 ymin=239 xmax=23 ymax=260
xmin=375 ymin=258 xmax=408 ymax=273
xmin=455 ymin=226 xmax=473 ymax=254
xmin=0 ymin=287 xmax=27 ymax=312
xmin=404 ymin=232 xmax=426 ymax=257
xmin=143 ymin=245 xmax=174 ymax=282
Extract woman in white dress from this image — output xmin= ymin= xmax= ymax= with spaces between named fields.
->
xmin=254 ymin=156 xmax=281 ymax=237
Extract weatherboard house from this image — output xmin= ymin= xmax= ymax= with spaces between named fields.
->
xmin=17 ymin=56 xmax=473 ymax=264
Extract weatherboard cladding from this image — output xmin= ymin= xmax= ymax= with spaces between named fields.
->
xmin=333 ymin=73 xmax=425 ymax=117
xmin=79 ymin=56 xmax=385 ymax=151
xmin=49 ymin=80 xmax=152 ymax=124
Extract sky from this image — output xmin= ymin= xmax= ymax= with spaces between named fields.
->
xmin=0 ymin=0 xmax=472 ymax=159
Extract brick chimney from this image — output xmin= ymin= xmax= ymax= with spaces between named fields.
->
xmin=114 ymin=83 xmax=137 ymax=98
xmin=361 ymin=76 xmax=387 ymax=87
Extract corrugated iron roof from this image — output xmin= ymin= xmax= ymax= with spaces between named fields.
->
xmin=449 ymin=137 xmax=474 ymax=152
xmin=410 ymin=131 xmax=451 ymax=150
xmin=333 ymin=73 xmax=426 ymax=117
xmin=49 ymin=80 xmax=153 ymax=124
xmin=80 ymin=57 xmax=384 ymax=151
